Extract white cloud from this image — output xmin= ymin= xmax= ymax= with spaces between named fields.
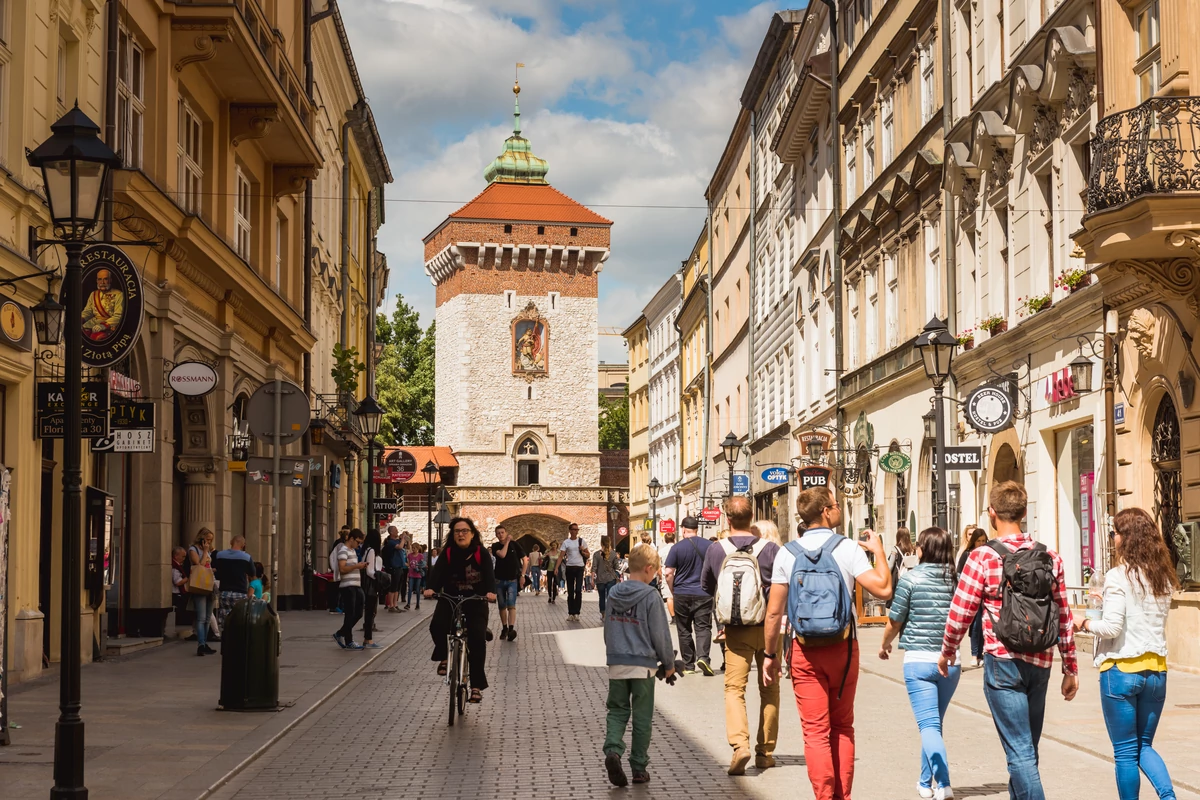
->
xmin=345 ymin=0 xmax=778 ymax=364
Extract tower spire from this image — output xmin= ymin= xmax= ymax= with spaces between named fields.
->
xmin=514 ymin=62 xmax=524 ymax=136
xmin=484 ymin=67 xmax=549 ymax=185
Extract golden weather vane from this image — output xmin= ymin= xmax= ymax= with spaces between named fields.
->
xmin=515 ymin=62 xmax=524 ymax=94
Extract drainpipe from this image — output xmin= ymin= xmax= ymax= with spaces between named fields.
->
xmin=819 ymin=0 xmax=846 ymax=478
xmin=701 ymin=201 xmax=714 ymax=503
xmin=941 ymin=0 xmax=958 ymax=339
xmin=339 ymin=115 xmax=353 ymax=347
xmin=365 ymin=190 xmax=376 ymax=395
xmin=103 ymin=0 xmax=119 ymax=240
xmin=302 ymin=0 xmax=315 ymax=608
xmin=748 ymin=110 xmax=758 ymax=448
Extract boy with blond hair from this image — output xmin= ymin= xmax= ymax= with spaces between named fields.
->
xmin=602 ymin=544 xmax=675 ymax=787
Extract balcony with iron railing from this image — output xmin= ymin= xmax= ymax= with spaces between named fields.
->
xmin=1081 ymin=96 xmax=1200 ymax=263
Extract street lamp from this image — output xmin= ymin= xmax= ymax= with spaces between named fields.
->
xmin=721 ymin=431 xmax=740 ymax=498
xmin=355 ymin=395 xmax=383 ymax=531
xmin=608 ymin=502 xmax=619 ymax=541
xmin=915 ymin=317 xmax=958 ymax=530
xmin=648 ymin=478 xmax=662 ymax=545
xmin=422 ymin=459 xmax=440 ymax=551
xmin=922 ymin=408 xmax=937 ymax=442
xmin=32 ymin=292 xmax=66 ymax=346
xmin=27 ymin=105 xmax=122 ymax=800
xmin=1068 ymin=354 xmax=1095 ymax=394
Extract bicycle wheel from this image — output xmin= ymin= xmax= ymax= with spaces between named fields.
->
xmin=447 ymin=636 xmax=462 ymax=726
xmin=457 ymin=642 xmax=469 ymax=716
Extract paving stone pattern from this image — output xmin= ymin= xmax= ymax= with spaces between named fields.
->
xmin=210 ymin=591 xmax=1200 ymax=800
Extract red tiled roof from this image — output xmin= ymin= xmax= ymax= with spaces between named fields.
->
xmin=447 ymin=182 xmax=613 ymax=226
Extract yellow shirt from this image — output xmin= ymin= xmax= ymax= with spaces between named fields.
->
xmin=1098 ymin=652 xmax=1167 ymax=673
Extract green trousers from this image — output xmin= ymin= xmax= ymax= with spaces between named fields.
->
xmin=604 ymin=677 xmax=656 ymax=770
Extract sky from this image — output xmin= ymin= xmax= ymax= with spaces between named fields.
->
xmin=341 ymin=0 xmax=781 ymax=363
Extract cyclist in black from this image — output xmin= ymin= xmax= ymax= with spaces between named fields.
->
xmin=425 ymin=517 xmax=496 ymax=703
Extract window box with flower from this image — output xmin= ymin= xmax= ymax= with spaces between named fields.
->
xmin=1017 ymin=293 xmax=1053 ymax=318
xmin=1055 ymin=266 xmax=1092 ymax=294
xmin=979 ymin=314 xmax=1008 ymax=336
xmin=957 ymin=328 xmax=975 ymax=350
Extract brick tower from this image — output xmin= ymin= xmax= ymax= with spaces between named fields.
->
xmin=423 ymin=81 xmax=622 ymax=551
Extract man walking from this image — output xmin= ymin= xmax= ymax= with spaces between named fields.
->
xmin=665 ymin=517 xmax=713 ymax=675
xmin=762 ymin=486 xmax=892 ymax=800
xmin=559 ymin=523 xmax=590 ymax=621
xmin=939 ymin=481 xmax=1078 ymax=800
xmin=700 ymin=497 xmax=780 ymax=775
xmin=491 ymin=525 xmax=528 ymax=641
xmin=327 ymin=525 xmax=349 ymax=613
xmin=382 ymin=526 xmax=407 ymax=612
xmin=334 ymin=528 xmax=368 ymax=650
xmin=212 ymin=535 xmax=257 ymax=630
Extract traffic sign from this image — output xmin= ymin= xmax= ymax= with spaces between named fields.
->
xmin=246 ymin=380 xmax=310 ymax=445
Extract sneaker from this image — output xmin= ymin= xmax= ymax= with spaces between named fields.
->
xmin=508 ymin=628 xmax=517 ymax=641
xmin=604 ymin=753 xmax=628 ymax=788
xmin=364 ymin=642 xmax=383 ymax=649
xmin=631 ymin=769 xmax=650 ymax=785
xmin=346 ymin=642 xmax=364 ymax=650
xmin=333 ymin=632 xmax=346 ymax=649
xmin=196 ymin=645 xmax=206 ymax=657
xmin=934 ymin=788 xmax=954 ymax=800
xmin=728 ymin=749 xmax=751 ymax=776
xmin=202 ymin=645 xmax=217 ymax=655
xmin=682 ymin=669 xmax=699 ymax=676
xmin=917 ymin=785 xmax=934 ymax=799
xmin=697 ymin=659 xmax=715 ymax=676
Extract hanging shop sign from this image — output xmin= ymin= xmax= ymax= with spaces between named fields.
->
xmin=370 ymin=497 xmax=399 ymax=516
xmin=37 ymin=381 xmax=109 ymax=438
xmin=0 ymin=299 xmax=31 ymax=352
xmin=384 ymin=449 xmax=417 ymax=483
xmin=80 ymin=244 xmax=144 ymax=368
xmin=798 ymin=430 xmax=832 ymax=460
xmin=761 ymin=467 xmax=791 ymax=485
xmin=92 ymin=400 xmax=157 ymax=452
xmin=1043 ymin=367 xmax=1078 ymax=405
xmin=731 ymin=473 xmax=751 ymax=495
xmin=878 ymin=451 xmax=912 ymax=474
xmin=798 ymin=466 xmax=831 ymax=491
xmin=110 ymin=371 xmax=142 ymax=398
xmin=660 ymin=519 xmax=676 ymax=534
xmin=699 ymin=506 xmax=722 ymax=523
xmin=937 ymin=446 xmax=983 ymax=471
xmin=853 ymin=411 xmax=875 ymax=448
xmin=617 ymin=526 xmax=629 ymax=537
xmin=169 ymin=361 xmax=219 ymax=397
xmin=966 ymin=384 xmax=1015 ymax=434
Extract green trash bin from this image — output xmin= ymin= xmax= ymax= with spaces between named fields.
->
xmin=219 ymin=598 xmax=280 ymax=710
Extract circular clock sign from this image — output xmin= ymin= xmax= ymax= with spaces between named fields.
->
xmin=966 ymin=385 xmax=1015 ymax=434
xmin=1 ymin=300 xmax=26 ymax=343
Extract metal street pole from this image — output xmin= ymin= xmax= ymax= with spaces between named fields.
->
xmin=727 ymin=462 xmax=734 ymax=500
xmin=426 ymin=482 xmax=433 ymax=552
xmin=268 ymin=376 xmax=282 ymax=613
xmin=52 ymin=239 xmax=85 ymax=800
xmin=651 ymin=497 xmax=658 ymax=547
xmin=933 ymin=381 xmax=949 ymax=531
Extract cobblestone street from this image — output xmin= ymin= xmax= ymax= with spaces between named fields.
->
xmin=208 ymin=591 xmax=1200 ymax=800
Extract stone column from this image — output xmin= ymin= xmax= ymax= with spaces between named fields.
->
xmin=178 ymin=459 xmax=219 ymax=543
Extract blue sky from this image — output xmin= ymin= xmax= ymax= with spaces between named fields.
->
xmin=343 ymin=0 xmax=782 ymax=362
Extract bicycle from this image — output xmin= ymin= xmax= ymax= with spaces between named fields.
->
xmin=432 ymin=593 xmax=490 ymax=726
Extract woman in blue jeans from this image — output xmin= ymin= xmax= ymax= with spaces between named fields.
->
xmin=592 ymin=535 xmax=621 ymax=615
xmin=880 ymin=526 xmax=959 ymax=800
xmin=1075 ymin=507 xmax=1178 ymax=800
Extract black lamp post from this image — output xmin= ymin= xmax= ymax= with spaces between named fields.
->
xmin=422 ymin=459 xmax=440 ymax=551
xmin=607 ymin=503 xmax=619 ymax=541
xmin=354 ymin=395 xmax=383 ymax=531
xmin=27 ymin=105 xmax=122 ymax=800
xmin=648 ymin=478 xmax=662 ymax=545
xmin=721 ymin=431 xmax=741 ymax=498
xmin=915 ymin=317 xmax=958 ymax=530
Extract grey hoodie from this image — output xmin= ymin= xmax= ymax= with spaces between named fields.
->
xmin=604 ymin=580 xmax=674 ymax=670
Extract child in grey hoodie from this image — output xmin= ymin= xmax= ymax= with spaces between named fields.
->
xmin=603 ymin=544 xmax=675 ymax=787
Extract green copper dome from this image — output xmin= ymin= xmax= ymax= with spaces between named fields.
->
xmin=484 ymin=83 xmax=549 ymax=185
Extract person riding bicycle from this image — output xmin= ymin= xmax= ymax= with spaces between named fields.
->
xmin=425 ymin=517 xmax=496 ymax=704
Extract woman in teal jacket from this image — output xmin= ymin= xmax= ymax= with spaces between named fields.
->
xmin=879 ymin=527 xmax=959 ymax=800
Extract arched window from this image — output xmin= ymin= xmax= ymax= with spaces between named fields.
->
xmin=1151 ymin=394 xmax=1182 ymax=561
xmin=516 ymin=436 xmax=541 ymax=486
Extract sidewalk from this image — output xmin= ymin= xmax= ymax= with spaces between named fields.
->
xmin=856 ymin=625 xmax=1200 ymax=794
xmin=0 ymin=604 xmax=430 ymax=800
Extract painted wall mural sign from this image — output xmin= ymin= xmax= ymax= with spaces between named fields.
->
xmin=80 ymin=244 xmax=144 ymax=368
xmin=168 ymin=361 xmax=219 ymax=397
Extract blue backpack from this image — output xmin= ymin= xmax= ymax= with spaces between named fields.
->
xmin=784 ymin=535 xmax=857 ymax=697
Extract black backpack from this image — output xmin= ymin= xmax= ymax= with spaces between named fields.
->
xmin=985 ymin=540 xmax=1059 ymax=654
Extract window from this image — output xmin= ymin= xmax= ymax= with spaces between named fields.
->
xmin=274 ymin=215 xmax=284 ymax=289
xmin=881 ymin=95 xmax=894 ymax=166
xmin=517 ymin=461 xmax=540 ymax=486
xmin=117 ymin=27 xmax=145 ymax=168
xmin=920 ymin=43 xmax=936 ymax=124
xmin=847 ymin=280 xmax=860 ymax=369
xmin=884 ymin=252 xmax=898 ymax=349
xmin=924 ymin=218 xmax=940 ymax=319
xmin=1136 ymin=1 xmax=1160 ymax=101
xmin=862 ymin=118 xmax=875 ymax=188
xmin=504 ymin=223 xmax=513 ymax=234
xmin=505 ymin=289 xmax=515 ymax=309
xmin=235 ymin=167 xmax=252 ymax=261
xmin=845 ymin=137 xmax=857 ymax=204
xmin=57 ymin=38 xmax=67 ymax=109
xmin=862 ymin=0 xmax=873 ymax=28
xmin=865 ymin=268 xmax=879 ymax=360
xmin=537 ymin=225 xmax=544 ymax=235
xmin=570 ymin=227 xmax=578 ymax=236
xmin=350 ymin=187 xmax=360 ymax=257
xmin=177 ymin=99 xmax=203 ymax=214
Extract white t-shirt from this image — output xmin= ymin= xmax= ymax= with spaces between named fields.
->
xmin=770 ymin=529 xmax=873 ymax=593
xmin=560 ymin=537 xmax=586 ymax=567
xmin=338 ymin=547 xmax=361 ymax=588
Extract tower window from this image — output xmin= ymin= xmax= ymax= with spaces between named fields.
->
xmin=537 ymin=225 xmax=545 ymax=235
xmin=570 ymin=227 xmax=578 ymax=237
xmin=517 ymin=460 xmax=540 ymax=486
xmin=504 ymin=223 xmax=513 ymax=234
xmin=527 ymin=386 xmax=533 ymax=400
xmin=548 ymin=291 xmax=559 ymax=310
xmin=504 ymin=289 xmax=515 ymax=309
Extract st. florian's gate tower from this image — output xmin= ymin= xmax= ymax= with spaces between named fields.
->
xmin=422 ymin=82 xmax=627 ymax=552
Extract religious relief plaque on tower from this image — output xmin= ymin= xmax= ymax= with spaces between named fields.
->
xmin=512 ymin=301 xmax=548 ymax=379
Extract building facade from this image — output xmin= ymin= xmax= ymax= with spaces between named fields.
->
xmin=623 ymin=315 xmax=649 ymax=535
xmin=678 ymin=230 xmax=711 ymax=517
xmin=425 ymin=86 xmax=623 ymax=552
xmin=645 ymin=270 xmax=682 ymax=536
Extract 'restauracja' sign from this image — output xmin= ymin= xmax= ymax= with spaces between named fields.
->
xmin=80 ymin=244 xmax=144 ymax=368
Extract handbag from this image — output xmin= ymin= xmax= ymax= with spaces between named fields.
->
xmin=187 ymin=550 xmax=215 ymax=595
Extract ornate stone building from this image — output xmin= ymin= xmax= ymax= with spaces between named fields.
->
xmin=424 ymin=85 xmax=624 ymax=552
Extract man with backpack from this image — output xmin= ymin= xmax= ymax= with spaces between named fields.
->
xmin=761 ymin=486 xmax=893 ymax=800
xmin=664 ymin=516 xmax=714 ymax=675
xmin=700 ymin=497 xmax=780 ymax=776
xmin=939 ymin=481 xmax=1078 ymax=800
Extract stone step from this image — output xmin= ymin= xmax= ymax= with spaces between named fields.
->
xmin=105 ymin=636 xmax=164 ymax=657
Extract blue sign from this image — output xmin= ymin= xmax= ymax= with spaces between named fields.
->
xmin=761 ymin=467 xmax=790 ymax=485
xmin=1114 ymin=402 xmax=1125 ymax=426
xmin=732 ymin=473 xmax=751 ymax=495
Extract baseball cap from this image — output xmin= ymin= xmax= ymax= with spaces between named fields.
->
xmin=681 ymin=516 xmax=700 ymax=530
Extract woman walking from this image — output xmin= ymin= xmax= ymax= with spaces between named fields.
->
xmin=187 ymin=529 xmax=217 ymax=657
xmin=406 ymin=544 xmax=426 ymax=610
xmin=1074 ymin=508 xmax=1178 ymax=800
xmin=593 ymin=535 xmax=621 ymax=615
xmin=879 ymin=527 xmax=960 ymax=800
xmin=956 ymin=527 xmax=988 ymax=666
xmin=544 ymin=547 xmax=560 ymax=604
xmin=527 ymin=544 xmax=543 ymax=594
xmin=361 ymin=529 xmax=385 ymax=649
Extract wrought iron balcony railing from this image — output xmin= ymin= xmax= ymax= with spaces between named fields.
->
xmin=1088 ymin=96 xmax=1200 ymax=214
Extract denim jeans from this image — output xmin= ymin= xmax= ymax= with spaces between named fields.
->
xmin=338 ymin=586 xmax=364 ymax=645
xmin=528 ymin=566 xmax=542 ymax=592
xmin=597 ymin=580 xmax=617 ymax=615
xmin=1100 ymin=669 xmax=1176 ymax=800
xmin=983 ymin=655 xmax=1051 ymax=800
xmin=191 ymin=593 xmax=212 ymax=648
xmin=904 ymin=661 xmax=961 ymax=790
xmin=969 ymin=609 xmax=985 ymax=659
xmin=408 ymin=577 xmax=423 ymax=606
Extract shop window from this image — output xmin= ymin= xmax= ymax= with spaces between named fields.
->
xmin=1151 ymin=394 xmax=1181 ymax=561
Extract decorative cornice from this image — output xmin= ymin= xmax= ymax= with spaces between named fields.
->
xmin=176 ymin=252 xmax=223 ymax=300
xmin=230 ymin=104 xmax=278 ymax=147
xmin=449 ymin=486 xmax=613 ymax=505
xmin=1111 ymin=254 xmax=1200 ymax=317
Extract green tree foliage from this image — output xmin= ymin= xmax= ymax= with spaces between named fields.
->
xmin=375 ymin=296 xmax=435 ymax=446
xmin=330 ymin=343 xmax=365 ymax=396
xmin=598 ymin=386 xmax=630 ymax=450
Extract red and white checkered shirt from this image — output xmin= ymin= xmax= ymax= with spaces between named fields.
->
xmin=941 ymin=534 xmax=1078 ymax=675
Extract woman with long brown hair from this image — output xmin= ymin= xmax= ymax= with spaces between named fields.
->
xmin=593 ymin=535 xmax=621 ymax=615
xmin=956 ymin=528 xmax=989 ymax=666
xmin=1074 ymin=507 xmax=1178 ymax=800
